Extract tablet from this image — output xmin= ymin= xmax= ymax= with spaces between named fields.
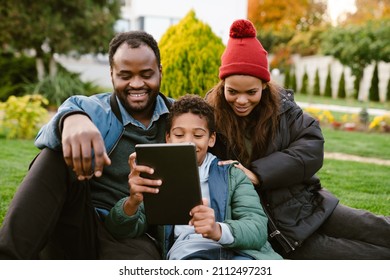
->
xmin=135 ymin=143 xmax=202 ymax=225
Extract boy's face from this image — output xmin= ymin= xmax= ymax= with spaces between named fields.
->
xmin=166 ymin=112 xmax=216 ymax=166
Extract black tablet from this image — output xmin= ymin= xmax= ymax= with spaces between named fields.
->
xmin=135 ymin=143 xmax=202 ymax=225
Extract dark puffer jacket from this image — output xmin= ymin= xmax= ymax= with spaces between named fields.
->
xmin=210 ymin=89 xmax=339 ymax=253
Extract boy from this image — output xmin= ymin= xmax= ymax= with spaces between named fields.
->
xmin=105 ymin=94 xmax=282 ymax=260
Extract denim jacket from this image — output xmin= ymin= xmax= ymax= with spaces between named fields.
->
xmin=34 ymin=92 xmax=173 ymax=154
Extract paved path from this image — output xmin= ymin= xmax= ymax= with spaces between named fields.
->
xmin=297 ymin=102 xmax=389 ymax=116
xmin=325 ymin=152 xmax=390 ymax=166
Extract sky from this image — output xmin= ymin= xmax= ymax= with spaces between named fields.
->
xmin=327 ymin=0 xmax=357 ymax=23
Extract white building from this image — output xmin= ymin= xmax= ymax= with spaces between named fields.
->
xmin=115 ymin=0 xmax=248 ymax=44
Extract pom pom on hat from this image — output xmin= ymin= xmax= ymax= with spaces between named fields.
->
xmin=229 ymin=19 xmax=256 ymax=38
xmin=219 ymin=19 xmax=270 ymax=82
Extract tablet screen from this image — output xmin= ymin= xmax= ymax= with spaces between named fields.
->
xmin=135 ymin=143 xmax=202 ymax=225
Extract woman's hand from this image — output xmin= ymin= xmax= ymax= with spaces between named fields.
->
xmin=189 ymin=199 xmax=221 ymax=241
xmin=218 ymin=160 xmax=260 ymax=186
xmin=123 ymin=152 xmax=162 ymax=216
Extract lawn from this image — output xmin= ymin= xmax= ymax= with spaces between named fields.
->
xmin=1 ymin=125 xmax=389 ymax=226
xmin=0 ymin=139 xmax=39 ymax=224
xmin=322 ymin=126 xmax=390 ymax=159
xmin=319 ymin=159 xmax=390 ymax=215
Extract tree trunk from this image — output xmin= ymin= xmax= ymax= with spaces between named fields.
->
xmin=49 ymin=54 xmax=57 ymax=78
xmin=36 ymin=57 xmax=45 ymax=81
xmin=35 ymin=47 xmax=46 ymax=81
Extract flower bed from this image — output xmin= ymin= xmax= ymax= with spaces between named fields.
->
xmin=304 ymin=107 xmax=390 ymax=133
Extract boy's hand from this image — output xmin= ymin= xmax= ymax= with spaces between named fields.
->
xmin=124 ymin=152 xmax=162 ymax=216
xmin=62 ymin=114 xmax=111 ymax=180
xmin=189 ymin=198 xmax=222 ymax=241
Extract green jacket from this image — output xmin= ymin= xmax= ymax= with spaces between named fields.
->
xmin=106 ymin=159 xmax=282 ymax=260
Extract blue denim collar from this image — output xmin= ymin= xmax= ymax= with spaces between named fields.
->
xmin=116 ymin=94 xmax=170 ymax=129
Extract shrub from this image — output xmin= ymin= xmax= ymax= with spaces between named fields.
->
xmin=313 ymin=68 xmax=321 ymax=96
xmin=291 ymin=70 xmax=297 ymax=92
xmin=304 ymin=107 xmax=334 ymax=124
xmin=369 ymin=114 xmax=390 ymax=133
xmin=159 ymin=10 xmax=225 ymax=98
xmin=25 ymin=68 xmax=101 ymax=107
xmin=300 ymin=69 xmax=309 ymax=94
xmin=0 ymin=53 xmax=37 ymax=101
xmin=0 ymin=94 xmax=49 ymax=139
xmin=284 ymin=67 xmax=291 ymax=89
xmin=324 ymin=65 xmax=332 ymax=98
xmin=368 ymin=63 xmax=380 ymax=102
xmin=337 ymin=70 xmax=346 ymax=99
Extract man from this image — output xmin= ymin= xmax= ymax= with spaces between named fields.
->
xmin=0 ymin=31 xmax=172 ymax=259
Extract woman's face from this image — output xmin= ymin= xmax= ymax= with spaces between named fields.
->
xmin=224 ymin=75 xmax=265 ymax=117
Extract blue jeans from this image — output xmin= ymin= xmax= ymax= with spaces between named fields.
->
xmin=182 ymin=248 xmax=254 ymax=260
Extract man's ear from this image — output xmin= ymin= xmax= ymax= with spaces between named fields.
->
xmin=208 ymin=132 xmax=216 ymax=148
xmin=165 ymin=132 xmax=170 ymax=143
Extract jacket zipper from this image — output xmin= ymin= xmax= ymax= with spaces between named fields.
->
xmin=261 ymin=200 xmax=296 ymax=253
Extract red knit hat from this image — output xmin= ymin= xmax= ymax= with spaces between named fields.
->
xmin=219 ymin=19 xmax=270 ymax=82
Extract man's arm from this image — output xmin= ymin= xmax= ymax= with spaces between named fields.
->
xmin=62 ymin=114 xmax=111 ymax=180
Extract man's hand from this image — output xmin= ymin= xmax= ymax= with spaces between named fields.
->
xmin=62 ymin=114 xmax=111 ymax=180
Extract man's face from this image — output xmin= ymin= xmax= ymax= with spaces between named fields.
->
xmin=110 ymin=43 xmax=162 ymax=121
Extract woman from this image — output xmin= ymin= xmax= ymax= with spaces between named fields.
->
xmin=206 ymin=19 xmax=390 ymax=259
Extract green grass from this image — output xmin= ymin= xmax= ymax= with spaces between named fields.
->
xmin=0 ymin=127 xmax=389 ymax=226
xmin=319 ymin=159 xmax=390 ymax=215
xmin=322 ymin=127 xmax=390 ymax=159
xmin=0 ymin=139 xmax=39 ymax=224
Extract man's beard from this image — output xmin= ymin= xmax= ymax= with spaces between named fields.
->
xmin=115 ymin=88 xmax=158 ymax=114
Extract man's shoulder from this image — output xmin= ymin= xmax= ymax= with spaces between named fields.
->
xmin=66 ymin=92 xmax=111 ymax=104
xmin=157 ymin=93 xmax=175 ymax=109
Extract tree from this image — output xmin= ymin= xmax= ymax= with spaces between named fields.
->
xmin=342 ymin=0 xmax=390 ymax=25
xmin=288 ymin=25 xmax=330 ymax=56
xmin=321 ymin=19 xmax=390 ymax=100
xmin=291 ymin=69 xmax=297 ymax=92
xmin=0 ymin=0 xmax=121 ymax=80
xmin=284 ymin=67 xmax=291 ymax=89
xmin=248 ymin=0 xmax=328 ymax=52
xmin=324 ymin=65 xmax=332 ymax=98
xmin=159 ymin=10 xmax=225 ymax=99
xmin=300 ymin=69 xmax=309 ymax=94
xmin=313 ymin=68 xmax=321 ymax=96
xmin=386 ymin=78 xmax=390 ymax=102
xmin=337 ymin=70 xmax=346 ymax=99
xmin=369 ymin=62 xmax=380 ymax=102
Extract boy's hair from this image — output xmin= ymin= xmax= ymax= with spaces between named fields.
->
xmin=108 ymin=31 xmax=161 ymax=67
xmin=167 ymin=94 xmax=215 ymax=135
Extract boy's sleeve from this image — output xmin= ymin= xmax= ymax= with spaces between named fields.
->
xmin=223 ymin=167 xmax=268 ymax=250
xmin=105 ymin=197 xmax=148 ymax=239
xmin=217 ymin=222 xmax=234 ymax=245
